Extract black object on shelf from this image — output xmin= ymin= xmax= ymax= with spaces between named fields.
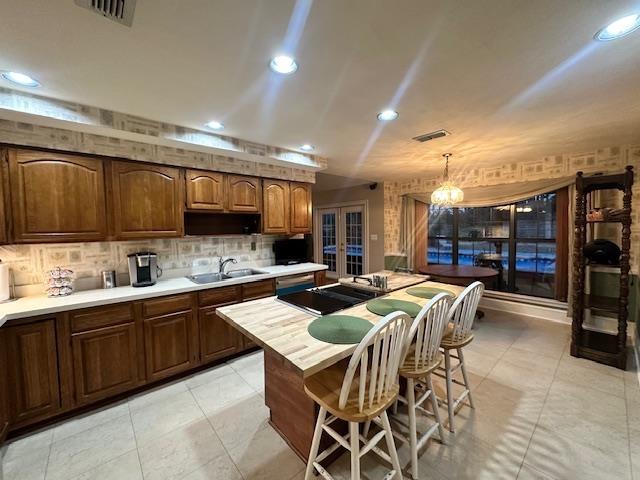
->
xmin=583 ymin=239 xmax=621 ymax=265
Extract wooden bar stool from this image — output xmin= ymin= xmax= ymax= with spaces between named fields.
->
xmin=434 ymin=281 xmax=484 ymax=433
xmin=303 ymin=311 xmax=411 ymax=480
xmin=393 ymin=292 xmax=452 ymax=480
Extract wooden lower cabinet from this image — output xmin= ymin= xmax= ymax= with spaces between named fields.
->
xmin=0 ymin=329 xmax=8 ymax=444
xmin=314 ymin=270 xmax=327 ymax=286
xmin=4 ymin=319 xmax=60 ymax=427
xmin=143 ymin=310 xmax=198 ymax=382
xmin=0 ymin=274 xmax=308 ymax=435
xmin=199 ymin=306 xmax=240 ymax=363
xmin=71 ymin=323 xmax=138 ymax=405
xmin=239 ymin=279 xmax=275 ymax=350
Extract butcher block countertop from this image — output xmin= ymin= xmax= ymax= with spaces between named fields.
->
xmin=337 ymin=270 xmax=429 ymax=293
xmin=216 ymin=280 xmax=464 ymax=378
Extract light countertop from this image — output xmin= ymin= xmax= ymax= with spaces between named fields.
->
xmin=217 ymin=280 xmax=464 ymax=378
xmin=337 ymin=270 xmax=429 ymax=293
xmin=0 ymin=263 xmax=327 ymax=327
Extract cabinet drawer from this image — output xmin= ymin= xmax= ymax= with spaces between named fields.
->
xmin=242 ymin=279 xmax=275 ymax=301
xmin=199 ymin=285 xmax=242 ymax=308
xmin=70 ymin=303 xmax=134 ymax=333
xmin=142 ymin=294 xmax=193 ymax=318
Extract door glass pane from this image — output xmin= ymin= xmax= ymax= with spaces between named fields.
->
xmin=514 ymin=241 xmax=556 ymax=298
xmin=345 ymin=210 xmax=363 ymax=276
xmin=321 ymin=212 xmax=337 ymax=274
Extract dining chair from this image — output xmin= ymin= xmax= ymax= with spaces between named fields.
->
xmin=393 ymin=292 xmax=453 ymax=480
xmin=303 ymin=311 xmax=411 ymax=480
xmin=435 ymin=281 xmax=484 ymax=433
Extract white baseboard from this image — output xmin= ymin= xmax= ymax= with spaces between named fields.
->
xmin=480 ymin=296 xmax=637 ymax=341
xmin=479 ymin=296 xmax=570 ymax=325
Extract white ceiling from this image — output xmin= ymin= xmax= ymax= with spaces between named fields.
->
xmin=1 ymin=0 xmax=639 ymax=181
xmin=313 ymin=172 xmax=374 ymax=192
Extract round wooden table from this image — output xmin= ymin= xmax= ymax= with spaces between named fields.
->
xmin=417 ymin=265 xmax=499 ymax=286
xmin=417 ymin=265 xmax=499 ymax=319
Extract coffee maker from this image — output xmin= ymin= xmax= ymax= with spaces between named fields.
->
xmin=127 ymin=252 xmax=162 ymax=287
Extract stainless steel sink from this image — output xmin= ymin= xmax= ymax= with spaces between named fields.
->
xmin=187 ymin=272 xmax=230 ymax=284
xmin=225 ymin=269 xmax=263 ymax=278
xmin=186 ymin=269 xmax=264 ymax=284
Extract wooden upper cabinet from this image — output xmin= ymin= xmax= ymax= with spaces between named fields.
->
xmin=9 ymin=149 xmax=108 ymax=243
xmin=263 ymin=180 xmax=290 ymax=234
xmin=227 ymin=175 xmax=261 ymax=212
xmin=0 ymin=151 xmax=9 ymax=245
xmin=186 ymin=169 xmax=225 ymax=211
xmin=5 ymin=319 xmax=60 ymax=427
xmin=290 ymin=182 xmax=312 ymax=233
xmin=111 ymin=161 xmax=183 ymax=239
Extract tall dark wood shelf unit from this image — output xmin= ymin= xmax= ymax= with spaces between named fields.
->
xmin=571 ymin=166 xmax=633 ymax=369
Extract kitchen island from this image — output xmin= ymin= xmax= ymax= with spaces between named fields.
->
xmin=216 ymin=277 xmax=464 ymax=461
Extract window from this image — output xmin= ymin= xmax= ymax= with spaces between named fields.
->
xmin=427 ymin=192 xmax=564 ymax=299
xmin=427 ymin=207 xmax=454 ymax=265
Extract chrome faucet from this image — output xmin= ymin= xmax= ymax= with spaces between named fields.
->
xmin=219 ymin=257 xmax=238 ymax=274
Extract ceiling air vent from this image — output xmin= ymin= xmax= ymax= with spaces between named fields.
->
xmin=412 ymin=129 xmax=450 ymax=143
xmin=75 ymin=0 xmax=137 ymax=27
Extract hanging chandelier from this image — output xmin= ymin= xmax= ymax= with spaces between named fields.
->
xmin=430 ymin=153 xmax=464 ymax=206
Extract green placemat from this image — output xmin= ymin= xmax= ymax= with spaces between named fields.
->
xmin=406 ymin=286 xmax=454 ymax=299
xmin=308 ymin=315 xmax=373 ymax=344
xmin=366 ymin=298 xmax=422 ymax=317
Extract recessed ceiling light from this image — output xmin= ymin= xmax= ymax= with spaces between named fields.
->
xmin=595 ymin=13 xmax=640 ymax=41
xmin=1 ymin=71 xmax=40 ymax=87
xmin=299 ymin=144 xmax=314 ymax=152
xmin=377 ymin=109 xmax=399 ymax=121
xmin=205 ymin=120 xmax=224 ymax=131
xmin=269 ymin=55 xmax=298 ymax=75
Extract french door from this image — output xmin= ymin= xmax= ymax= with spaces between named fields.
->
xmin=315 ymin=204 xmax=367 ymax=280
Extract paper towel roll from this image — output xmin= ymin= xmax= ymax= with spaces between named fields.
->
xmin=0 ymin=262 xmax=10 ymax=301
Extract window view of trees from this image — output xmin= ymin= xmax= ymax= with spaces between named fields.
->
xmin=427 ymin=193 xmax=558 ymax=299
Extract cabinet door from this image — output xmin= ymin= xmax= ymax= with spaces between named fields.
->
xmin=290 ymin=182 xmax=312 ymax=233
xmin=0 ymin=330 xmax=8 ymax=443
xmin=9 ymin=149 xmax=107 ymax=243
xmin=227 ymin=175 xmax=261 ymax=212
xmin=240 ymin=279 xmax=275 ymax=350
xmin=72 ymin=323 xmax=138 ymax=406
xmin=111 ymin=161 xmax=183 ymax=239
xmin=143 ymin=311 xmax=197 ymax=382
xmin=0 ymin=150 xmax=9 ymax=244
xmin=199 ymin=307 xmax=239 ymax=363
xmin=5 ymin=320 xmax=60 ymax=426
xmin=186 ymin=170 xmax=225 ymax=211
xmin=263 ymin=180 xmax=290 ymax=234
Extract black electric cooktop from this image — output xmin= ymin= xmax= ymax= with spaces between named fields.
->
xmin=278 ymin=285 xmax=379 ymax=316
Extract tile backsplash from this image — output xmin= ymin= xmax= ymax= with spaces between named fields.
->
xmin=0 ymin=235 xmax=285 ymax=293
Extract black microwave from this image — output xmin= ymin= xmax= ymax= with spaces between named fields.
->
xmin=274 ymin=238 xmax=310 ymax=265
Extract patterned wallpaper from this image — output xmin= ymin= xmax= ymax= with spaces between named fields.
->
xmin=384 ymin=144 xmax=640 ymax=269
xmin=0 ymin=87 xmax=328 ymax=183
xmin=0 ymin=235 xmax=284 ymax=292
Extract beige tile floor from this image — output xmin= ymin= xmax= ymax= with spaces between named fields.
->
xmin=1 ymin=309 xmax=638 ymax=480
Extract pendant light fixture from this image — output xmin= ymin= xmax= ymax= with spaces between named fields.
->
xmin=431 ymin=153 xmax=464 ymax=206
